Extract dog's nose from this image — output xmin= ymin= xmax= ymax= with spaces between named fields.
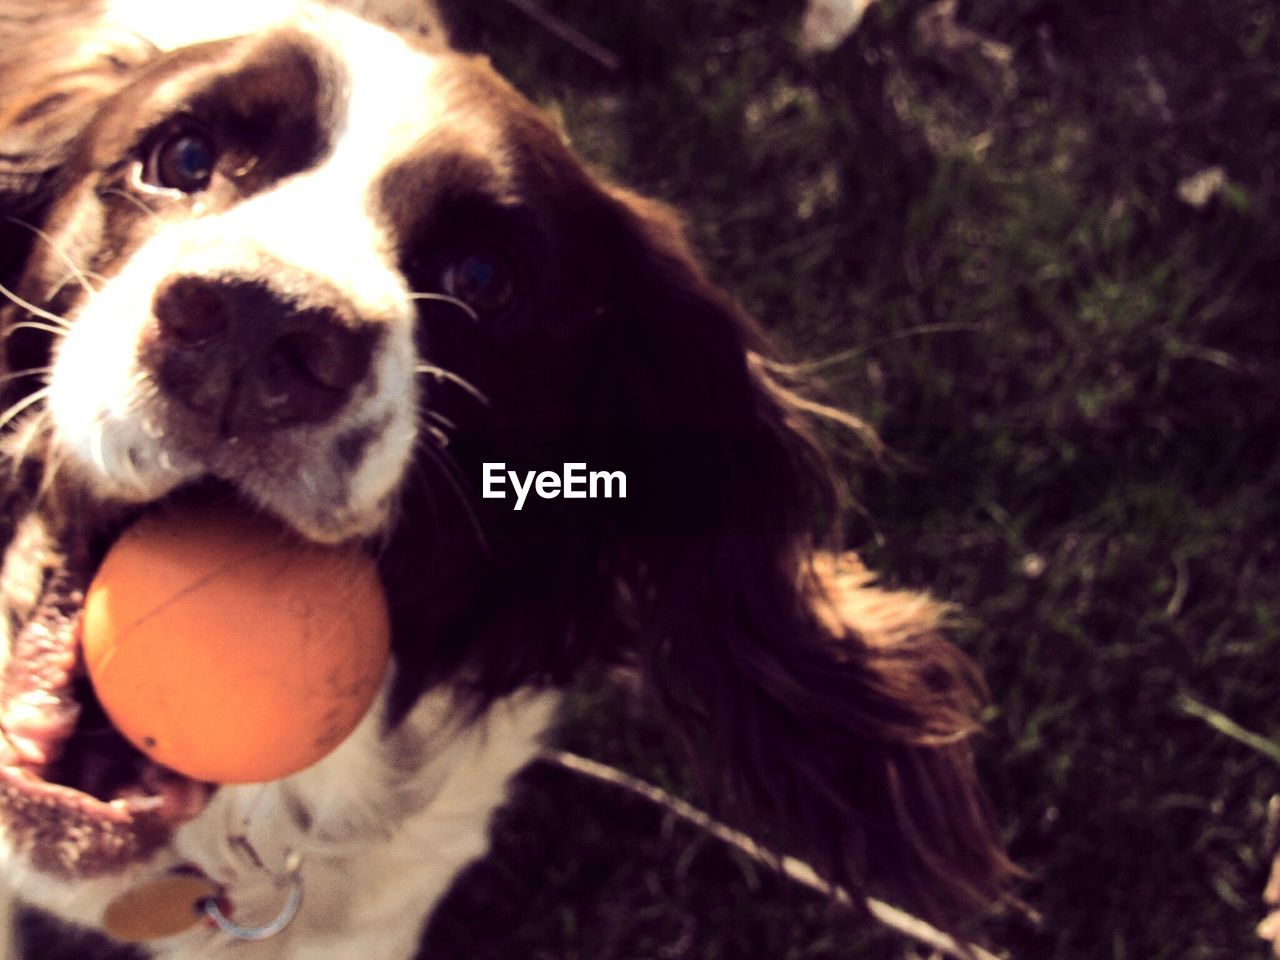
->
xmin=149 ymin=276 xmax=376 ymax=434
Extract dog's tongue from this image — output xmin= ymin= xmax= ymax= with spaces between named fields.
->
xmin=0 ymin=546 xmax=212 ymax=880
xmin=0 ymin=556 xmax=89 ymax=767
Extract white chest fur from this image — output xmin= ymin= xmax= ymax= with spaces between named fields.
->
xmin=155 ymin=686 xmax=559 ymax=959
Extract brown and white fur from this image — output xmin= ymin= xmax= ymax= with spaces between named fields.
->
xmin=0 ymin=1 xmax=1013 ymax=956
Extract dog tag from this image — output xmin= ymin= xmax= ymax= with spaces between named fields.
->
xmin=103 ymin=869 xmax=222 ymax=942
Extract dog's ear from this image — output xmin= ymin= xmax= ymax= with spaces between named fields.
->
xmin=0 ymin=3 xmax=152 ymax=287
xmin=587 ymin=187 xmax=1016 ymax=924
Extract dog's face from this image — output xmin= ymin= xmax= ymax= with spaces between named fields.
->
xmin=16 ymin=9 xmax=616 ymax=543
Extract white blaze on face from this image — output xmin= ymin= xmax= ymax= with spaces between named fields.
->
xmin=48 ymin=4 xmax=451 ymax=540
xmin=104 ymin=0 xmax=445 ymax=52
xmin=105 ymin=0 xmax=309 ymax=51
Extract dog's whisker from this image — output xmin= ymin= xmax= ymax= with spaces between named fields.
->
xmin=6 ymin=321 xmax=69 ymax=339
xmin=99 ymin=185 xmax=164 ymax=224
xmin=36 ymin=424 xmax=67 ymax=499
xmin=368 ymin=494 xmax=401 ymax=562
xmin=423 ymin=424 xmax=449 ymax=449
xmin=46 ymin=274 xmax=79 ymax=305
xmin=414 ymin=364 xmax=488 ymax=405
xmin=0 ymin=367 xmax=52 ymax=388
xmin=45 ymin=266 xmax=103 ymax=306
xmin=406 ymin=291 xmax=479 ymax=323
xmin=419 ymin=441 xmax=488 ymax=554
xmin=5 ymin=217 xmax=99 ymax=296
xmin=424 ymin=409 xmax=456 ymax=432
xmin=44 ymin=447 xmax=65 ymax=491
xmin=0 ymin=405 xmax=52 ymax=486
xmin=401 ymin=459 xmax=443 ymax=551
xmin=0 ymin=282 xmax=73 ymax=329
xmin=44 ymin=266 xmax=110 ymax=309
xmin=0 ymin=387 xmax=50 ymax=434
xmin=4 ymin=409 xmax=49 ymax=481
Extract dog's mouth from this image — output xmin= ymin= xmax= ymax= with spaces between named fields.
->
xmin=0 ymin=556 xmax=212 ymax=815
xmin=0 ymin=494 xmax=223 ymax=878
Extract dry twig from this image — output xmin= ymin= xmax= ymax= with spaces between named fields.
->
xmin=547 ymin=750 xmax=1005 ymax=960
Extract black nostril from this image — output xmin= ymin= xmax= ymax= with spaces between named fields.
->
xmin=152 ymin=276 xmax=230 ymax=344
xmin=273 ymin=322 xmax=374 ymax=393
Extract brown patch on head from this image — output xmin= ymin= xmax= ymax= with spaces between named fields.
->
xmin=15 ymin=27 xmax=343 ymax=299
xmin=81 ymin=28 xmax=343 ymax=210
xmin=371 ymin=53 xmax=603 ymax=249
xmin=3 ymin=26 xmax=345 ymax=375
xmin=371 ymin=56 xmax=521 ymax=246
xmin=366 ymin=52 xmax=621 ymax=413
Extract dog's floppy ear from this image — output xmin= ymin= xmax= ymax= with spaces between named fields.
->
xmin=587 ymin=187 xmax=1016 ymax=924
xmin=0 ymin=2 xmax=153 ymax=286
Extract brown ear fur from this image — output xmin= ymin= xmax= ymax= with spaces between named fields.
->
xmin=0 ymin=1 xmax=152 ymax=285
xmin=591 ymin=188 xmax=1017 ymax=924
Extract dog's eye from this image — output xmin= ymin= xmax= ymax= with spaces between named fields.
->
xmin=145 ymin=129 xmax=216 ymax=193
xmin=441 ymin=247 xmax=519 ymax=317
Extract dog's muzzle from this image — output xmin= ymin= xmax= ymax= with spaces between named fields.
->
xmin=147 ymin=273 xmax=377 ymax=435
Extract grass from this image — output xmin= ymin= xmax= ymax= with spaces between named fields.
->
xmin=25 ymin=2 xmax=1279 ymax=957
xmin=430 ymin=1 xmax=1280 ymax=958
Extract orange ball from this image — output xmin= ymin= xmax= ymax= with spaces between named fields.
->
xmin=81 ymin=505 xmax=390 ymax=784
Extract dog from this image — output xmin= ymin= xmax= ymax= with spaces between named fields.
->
xmin=0 ymin=1 xmax=1013 ymax=956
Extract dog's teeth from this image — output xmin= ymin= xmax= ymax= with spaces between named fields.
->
xmin=3 ymin=732 xmax=49 ymax=765
xmin=2 ymin=693 xmax=80 ymax=764
xmin=7 ymin=689 xmax=79 ymax=725
xmin=119 ymin=795 xmax=164 ymax=813
xmin=0 ymin=719 xmax=69 ymax=765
